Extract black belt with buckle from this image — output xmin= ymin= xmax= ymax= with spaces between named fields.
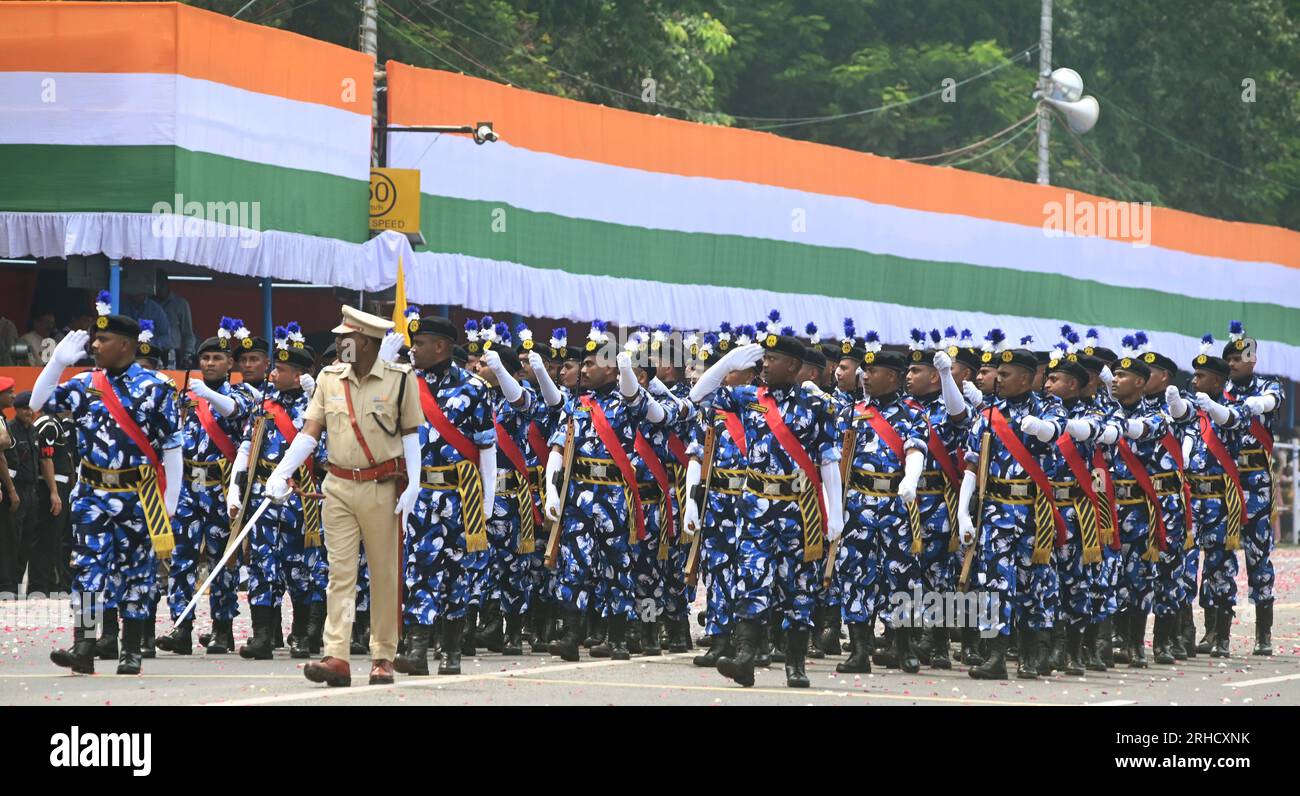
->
xmin=850 ymin=469 xmax=903 ymax=494
xmin=745 ymin=474 xmax=801 ymax=498
xmin=185 ymin=459 xmax=227 ymax=483
xmin=638 ymin=482 xmax=662 ymax=502
xmin=79 ymin=462 xmax=141 ymax=490
xmin=1237 ymin=449 xmax=1268 ymax=471
xmin=713 ymin=468 xmax=747 ymax=494
xmin=1049 ymin=481 xmax=1087 ymax=502
xmin=987 ymin=479 xmax=1034 ymax=500
xmin=572 ymin=459 xmax=619 ymax=483
xmin=915 ymin=472 xmax=949 ymax=492
xmin=1113 ymin=481 xmax=1139 ymax=501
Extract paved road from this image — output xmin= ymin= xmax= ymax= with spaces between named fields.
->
xmin=3 ymin=549 xmax=1297 ymax=706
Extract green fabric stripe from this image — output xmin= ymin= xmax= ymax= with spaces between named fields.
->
xmin=0 ymin=144 xmax=368 ymax=242
xmin=416 ymin=194 xmax=1300 ymax=346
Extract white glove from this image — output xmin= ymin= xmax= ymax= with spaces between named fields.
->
xmin=957 ymin=469 xmax=978 ymax=546
xmin=1065 ymin=417 xmax=1092 ymax=441
xmin=478 ymin=444 xmax=497 ymax=521
xmin=483 ymin=349 xmax=524 ymax=404
xmin=1124 ymin=418 xmax=1145 ymax=439
xmin=379 ymin=331 xmax=404 ymax=363
xmin=51 ymin=329 xmax=89 ymax=367
xmin=265 ymin=433 xmax=320 ymax=504
xmin=898 ymin=450 xmax=923 ymax=504
xmin=961 ymin=380 xmax=983 ymax=408
xmin=958 ymin=511 xmax=976 ymax=547
xmin=226 ymin=481 xmax=242 ymax=519
xmin=648 ymin=377 xmax=671 ymax=397
xmin=188 ymin=378 xmax=236 ymax=416
xmin=1196 ymin=392 xmax=1231 ymax=425
xmin=801 ymin=379 xmax=820 ymax=393
xmin=682 ymin=459 xmax=703 ymax=537
xmin=265 ymin=472 xmax=292 ymax=504
xmin=1099 ymin=424 xmax=1119 ymax=445
xmin=163 ymin=445 xmax=182 ymax=516
xmin=938 ymin=363 xmax=967 ymax=417
xmin=819 ymin=460 xmax=844 ymax=543
xmin=932 ymin=350 xmax=952 ymax=372
xmin=527 ymin=351 xmax=564 ymax=407
xmin=396 ymin=432 xmax=421 ymax=516
xmin=616 ymin=352 xmax=640 ymax=398
xmin=1244 ymin=395 xmax=1276 ymax=416
xmin=544 ymin=450 xmax=563 ymax=521
xmin=689 ymin=343 xmax=763 ymax=403
xmin=1099 ymin=366 xmax=1114 ymax=388
xmin=1019 ymin=415 xmax=1055 ymax=442
xmin=1164 ymin=385 xmax=1188 ymax=418
xmin=300 ymin=373 xmax=316 ymax=401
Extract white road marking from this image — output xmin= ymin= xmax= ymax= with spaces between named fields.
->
xmin=1220 ymin=672 xmax=1300 ymax=688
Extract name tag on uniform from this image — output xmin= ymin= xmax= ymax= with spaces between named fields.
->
xmin=746 ymin=402 xmax=767 ymax=414
xmin=577 ymin=405 xmax=593 ymax=412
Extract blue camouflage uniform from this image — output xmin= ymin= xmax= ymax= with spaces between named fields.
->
xmin=662 ymin=383 xmax=698 ymax=626
xmin=484 ymin=384 xmax=546 ymax=618
xmin=1088 ymin=391 xmax=1123 ymax=623
xmin=687 ymin=402 xmax=749 ymax=639
xmin=1052 ymin=396 xmax=1109 ymax=628
xmin=1150 ymin=391 xmax=1197 ymax=619
xmin=815 ymin=387 xmax=857 ymax=618
xmin=528 ymin=385 xmax=570 ymax=615
xmin=166 ymin=380 xmax=254 ymax=623
xmin=1223 ymin=375 xmax=1283 ymax=606
xmin=904 ymin=392 xmax=969 ymax=609
xmin=1185 ymin=406 xmax=1247 ymax=609
xmin=44 ymin=364 xmax=181 ymax=624
xmin=709 ymin=384 xmax=839 ymax=632
xmin=964 ymin=391 xmax=1066 ymax=635
xmin=404 ymin=361 xmax=495 ymax=625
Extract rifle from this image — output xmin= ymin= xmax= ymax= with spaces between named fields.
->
xmin=959 ymin=404 xmax=993 ymax=591
xmin=683 ymin=425 xmax=717 ymax=587
xmin=823 ymin=425 xmax=857 ymax=589
xmin=544 ymin=416 xmax=577 ymax=569
xmin=225 ymin=409 xmax=267 ymax=569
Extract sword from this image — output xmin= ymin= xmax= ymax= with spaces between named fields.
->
xmin=823 ymin=426 xmax=857 ymax=589
xmin=544 ymin=416 xmax=577 ymax=569
xmin=683 ymin=425 xmax=717 ymax=587
xmin=172 ymin=496 xmax=272 ymax=627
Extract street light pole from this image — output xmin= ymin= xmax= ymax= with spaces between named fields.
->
xmin=1036 ymin=0 xmax=1053 ymax=185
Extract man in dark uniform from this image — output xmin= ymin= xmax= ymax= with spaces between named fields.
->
xmin=9 ymin=391 xmax=57 ymax=595
xmin=34 ymin=405 xmax=76 ymax=593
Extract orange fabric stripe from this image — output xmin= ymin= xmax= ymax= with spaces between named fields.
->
xmin=0 ymin=2 xmax=373 ymax=114
xmin=386 ymin=62 xmax=1300 ymax=269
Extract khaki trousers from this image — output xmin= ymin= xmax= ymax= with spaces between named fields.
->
xmin=321 ymin=475 xmax=400 ymax=661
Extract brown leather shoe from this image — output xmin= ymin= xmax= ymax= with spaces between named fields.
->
xmin=304 ymin=656 xmax=351 ymax=687
xmin=369 ymin=659 xmax=395 ymax=685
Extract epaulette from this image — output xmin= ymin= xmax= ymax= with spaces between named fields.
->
xmin=382 ymin=360 xmax=412 ymax=373
xmin=468 ymin=375 xmax=490 ymax=389
xmin=322 ymin=363 xmax=348 ymax=374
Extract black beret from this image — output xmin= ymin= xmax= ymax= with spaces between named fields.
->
xmin=862 ymin=349 xmax=909 ymax=374
xmin=1140 ymin=350 xmax=1178 ymax=376
xmin=410 ymin=316 xmax=457 ymax=343
xmin=1082 ymin=345 xmax=1117 ymax=363
xmin=234 ymin=336 xmax=271 ymax=355
xmin=760 ymin=331 xmax=807 ymax=361
xmin=951 ymin=346 xmax=983 ymax=372
xmin=13 ymin=390 xmax=32 ymax=409
xmin=1192 ymin=353 xmax=1231 ymax=380
xmin=274 ymin=343 xmax=316 ymax=370
xmin=1222 ymin=337 xmax=1254 ymax=359
xmin=1034 ymin=351 xmax=1052 ymax=365
xmin=836 ymin=339 xmax=866 ymax=362
xmin=452 ymin=345 xmax=469 ymax=366
xmin=801 ymin=346 xmax=828 ymax=370
xmin=1078 ymin=354 xmax=1106 ymax=375
xmin=1046 ymin=353 xmax=1090 ymax=385
xmin=492 ymin=345 xmax=522 ymax=375
xmin=93 ymin=313 xmax=139 ymax=339
xmin=1114 ymin=355 xmax=1151 ymax=380
xmin=196 ymin=335 xmax=233 ymax=356
xmin=997 ymin=348 xmax=1040 ymax=373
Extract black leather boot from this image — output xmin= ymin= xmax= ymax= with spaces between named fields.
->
xmin=1196 ymin=607 xmax=1216 ymax=655
xmin=1170 ymin=611 xmax=1189 ymax=660
xmin=529 ymin=603 xmax=551 ymax=653
xmin=872 ymin=626 xmax=898 ymax=668
xmin=785 ymin=627 xmax=810 ymax=688
xmin=755 ymin=623 xmax=774 ymax=667
xmin=272 ymin=604 xmax=284 ymax=649
xmin=1006 ymin=624 xmax=1019 ymax=662
xmin=50 ymin=623 xmax=96 ymax=674
xmin=1128 ymin=610 xmax=1149 ymax=668
xmin=142 ymin=602 xmax=157 ymax=659
xmin=462 ymin=606 xmax=479 ymax=656
xmin=969 ymin=633 xmax=1008 ymax=679
xmin=667 ymin=618 xmax=689 ymax=653
xmin=716 ymin=619 xmax=761 ymax=687
xmin=1064 ymin=623 xmax=1086 ymax=676
xmin=156 ymin=617 xmax=193 ymax=655
xmin=95 ymin=608 xmax=119 ymax=660
xmin=307 ymin=602 xmax=325 ymax=654
xmin=1082 ymin=623 xmax=1106 ymax=672
xmin=1097 ymin=617 xmax=1114 ymax=668
xmin=819 ymin=610 xmax=843 ymax=655
xmin=1045 ymin=624 xmax=1066 ymax=675
xmin=547 ymin=608 xmax=582 ymax=662
xmin=1112 ymin=608 xmax=1131 ymax=665
xmin=1152 ymin=614 xmax=1175 ymax=665
xmin=239 ymin=605 xmax=275 ymax=660
xmin=807 ymin=623 xmax=824 ymax=660
xmin=1252 ymin=601 xmax=1273 ymax=656
xmin=1211 ymin=606 xmax=1233 ymax=658
xmin=915 ymin=627 xmax=935 ymax=666
xmin=639 ymin=621 xmax=661 ymax=656
xmin=590 ymin=614 xmax=615 ymax=659
xmin=1180 ymin=604 xmax=1197 ymax=659
xmin=606 ymin=614 xmax=630 ymax=661
xmin=1016 ymin=623 xmax=1040 ymax=679
xmin=896 ymin=623 xmax=921 ymax=674
xmin=626 ymin=620 xmax=643 ymax=654
xmin=693 ymin=629 xmax=732 ymax=667
xmin=960 ymin=627 xmax=984 ymax=666
xmin=394 ymin=623 xmax=432 ymax=675
xmin=207 ymin=618 xmax=235 ymax=655
xmin=288 ymin=599 xmax=311 ymax=659
xmin=440 ymin=617 xmax=466 ymax=674
xmin=836 ymin=623 xmax=873 ymax=673
xmin=479 ymin=600 xmax=505 ymax=653
xmin=930 ymin=626 xmax=952 ymax=670
xmin=117 ymin=618 xmax=145 ymax=675
xmin=350 ymin=610 xmax=370 ymax=655
xmin=503 ymin=613 xmax=524 ymax=656
xmin=582 ymin=608 xmax=604 ymax=648
xmin=769 ymin=620 xmax=786 ymax=664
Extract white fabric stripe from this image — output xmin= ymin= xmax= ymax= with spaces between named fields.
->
xmin=0 ymin=72 xmax=369 ymax=180
xmin=398 ymin=248 xmax=1300 ymax=383
xmin=389 ymin=133 xmax=1300 ymax=310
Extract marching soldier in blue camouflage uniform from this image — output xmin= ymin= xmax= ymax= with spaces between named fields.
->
xmin=959 ymin=338 xmax=1066 ymax=680
xmin=689 ymin=315 xmax=844 ymax=689
xmin=37 ymin=293 xmax=182 ymax=675
xmin=831 ymin=333 xmax=925 ymax=675
xmin=906 ymin=329 xmax=973 ymax=671
xmin=1184 ymin=337 xmax=1249 ymax=659
xmin=391 ymin=316 xmax=496 ymax=676
xmin=226 ymin=322 xmax=319 ymax=660
xmin=156 ymin=317 xmax=255 ymax=656
xmin=1221 ymin=321 xmax=1284 ymax=656
xmin=542 ymin=321 xmax=676 ymax=662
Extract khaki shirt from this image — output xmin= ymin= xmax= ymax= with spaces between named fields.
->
xmin=305 ymin=360 xmax=423 ymax=469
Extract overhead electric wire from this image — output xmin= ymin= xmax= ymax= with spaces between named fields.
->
xmin=900 ymin=112 xmax=1036 ymax=162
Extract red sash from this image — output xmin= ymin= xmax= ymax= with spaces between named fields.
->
xmin=756 ymin=387 xmax=827 ymax=533
xmin=1198 ymin=411 xmax=1249 ymax=527
xmin=634 ymin=432 xmax=674 ymax=540
xmin=1115 ymin=439 xmax=1167 ymax=551
xmin=527 ymin=421 xmax=549 ymax=463
xmin=666 ymin=432 xmax=690 ymax=468
xmin=494 ymin=413 xmax=543 ymax=525
xmin=1092 ymin=448 xmax=1121 ymax=550
xmin=580 ymin=395 xmax=645 ymax=540
xmin=1157 ymin=431 xmax=1194 ymax=533
xmin=91 ymin=369 xmax=165 ymax=493
xmin=418 ymin=378 xmax=480 ymax=465
xmin=263 ymin=399 xmax=298 ymax=445
xmin=717 ymin=409 xmax=747 ymax=457
xmin=903 ymin=400 xmax=963 ymax=490
xmin=989 ymin=408 xmax=1067 ymax=545
xmin=1224 ymin=387 xmax=1275 ymax=454
xmin=858 ymin=401 xmax=907 ymax=464
xmin=190 ymin=392 xmax=237 ymax=462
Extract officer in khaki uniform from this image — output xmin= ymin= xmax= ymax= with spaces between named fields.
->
xmin=263 ymin=306 xmax=423 ymax=687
